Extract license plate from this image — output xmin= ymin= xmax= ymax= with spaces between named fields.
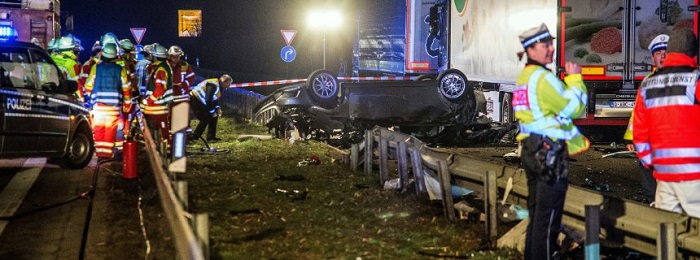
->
xmin=609 ymin=100 xmax=635 ymax=108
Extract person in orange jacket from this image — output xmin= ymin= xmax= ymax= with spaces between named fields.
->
xmin=142 ymin=43 xmax=174 ymax=146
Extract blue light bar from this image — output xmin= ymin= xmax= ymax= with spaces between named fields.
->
xmin=0 ymin=25 xmax=16 ymax=40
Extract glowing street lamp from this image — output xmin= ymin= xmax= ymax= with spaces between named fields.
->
xmin=308 ymin=9 xmax=342 ymax=69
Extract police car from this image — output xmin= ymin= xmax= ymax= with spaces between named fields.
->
xmin=0 ymin=27 xmax=94 ymax=169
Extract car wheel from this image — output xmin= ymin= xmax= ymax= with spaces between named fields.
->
xmin=306 ymin=69 xmax=339 ymax=105
xmin=501 ymin=92 xmax=514 ymax=124
xmin=60 ymin=124 xmax=94 ymax=169
xmin=437 ymin=69 xmax=469 ymax=103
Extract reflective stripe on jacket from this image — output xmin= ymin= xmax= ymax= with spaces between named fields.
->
xmin=171 ymin=61 xmax=195 ymax=103
xmin=143 ymin=60 xmax=173 ymax=115
xmin=633 ymin=53 xmax=700 ymax=181
xmin=513 ymin=64 xmax=590 ymax=155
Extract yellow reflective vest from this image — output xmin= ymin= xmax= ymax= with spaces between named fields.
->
xmin=513 ymin=64 xmax=590 ymax=155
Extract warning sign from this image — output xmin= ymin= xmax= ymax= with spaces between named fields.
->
xmin=130 ymin=28 xmax=147 ymax=44
xmin=280 ymin=30 xmax=297 ymax=45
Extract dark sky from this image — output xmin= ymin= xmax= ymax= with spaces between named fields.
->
xmin=62 ymin=0 xmax=357 ymax=83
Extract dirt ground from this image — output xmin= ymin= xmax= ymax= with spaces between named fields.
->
xmin=99 ymin=115 xmax=649 ymax=259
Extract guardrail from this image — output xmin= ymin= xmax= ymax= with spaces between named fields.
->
xmin=351 ymin=127 xmax=700 ymax=258
xmin=135 ymin=112 xmax=207 ymax=259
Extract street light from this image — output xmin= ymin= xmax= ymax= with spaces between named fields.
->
xmin=308 ymin=9 xmax=342 ymax=69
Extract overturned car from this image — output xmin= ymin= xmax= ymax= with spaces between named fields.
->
xmin=253 ymin=70 xmax=514 ymax=146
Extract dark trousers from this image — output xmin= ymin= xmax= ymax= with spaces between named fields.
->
xmin=521 ymin=135 xmax=568 ymax=260
xmin=191 ymin=100 xmax=218 ymax=140
xmin=639 ymin=163 xmax=656 ymax=202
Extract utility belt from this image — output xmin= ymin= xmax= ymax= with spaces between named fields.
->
xmin=525 ymin=134 xmax=569 ymax=183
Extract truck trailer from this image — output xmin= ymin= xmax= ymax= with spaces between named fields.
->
xmin=0 ymin=0 xmax=61 ymax=49
xmin=354 ymin=0 xmax=699 ymax=141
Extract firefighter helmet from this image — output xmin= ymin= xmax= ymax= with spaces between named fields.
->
xmin=101 ymin=43 xmax=118 ymax=59
xmin=100 ymin=32 xmax=118 ymax=46
xmin=92 ymin=41 xmax=102 ymax=52
xmin=168 ymin=45 xmax=184 ymax=56
xmin=58 ymin=36 xmax=77 ymax=51
xmin=152 ymin=43 xmax=168 ymax=59
xmin=47 ymin=38 xmax=57 ymax=51
xmin=73 ymin=36 xmax=84 ymax=52
xmin=119 ymin=39 xmax=135 ymax=51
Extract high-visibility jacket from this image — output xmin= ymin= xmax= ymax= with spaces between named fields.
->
xmin=513 ymin=63 xmax=590 ymax=155
xmin=170 ymin=60 xmax=195 ymax=103
xmin=142 ymin=60 xmax=173 ymax=115
xmin=84 ymin=62 xmax=131 ymax=115
xmin=53 ymin=51 xmax=83 ymax=101
xmin=623 ymin=71 xmax=657 ymax=142
xmin=117 ymin=57 xmax=138 ymax=110
xmin=633 ymin=53 xmax=700 ymax=182
xmin=190 ymin=78 xmax=222 ymax=114
xmin=81 ymin=56 xmax=100 ymax=97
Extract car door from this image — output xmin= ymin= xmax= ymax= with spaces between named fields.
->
xmin=29 ymin=48 xmax=70 ymax=155
xmin=0 ymin=48 xmax=39 ymax=155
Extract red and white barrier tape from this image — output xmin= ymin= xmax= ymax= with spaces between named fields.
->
xmin=230 ymin=76 xmax=418 ymax=88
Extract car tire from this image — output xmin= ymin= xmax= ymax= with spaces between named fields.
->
xmin=306 ymin=69 xmax=339 ymax=105
xmin=501 ymin=92 xmax=514 ymax=124
xmin=437 ymin=69 xmax=469 ymax=103
xmin=60 ymin=124 xmax=95 ymax=169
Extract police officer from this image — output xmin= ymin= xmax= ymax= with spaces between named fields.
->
xmin=189 ymin=74 xmax=232 ymax=142
xmin=623 ymin=34 xmax=668 ymax=204
xmin=512 ymin=23 xmax=589 ymax=260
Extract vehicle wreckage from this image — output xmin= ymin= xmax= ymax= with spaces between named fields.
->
xmin=253 ymin=70 xmax=517 ymax=147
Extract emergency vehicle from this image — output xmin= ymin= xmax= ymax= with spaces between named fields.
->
xmin=0 ymin=0 xmax=62 ymax=49
xmin=352 ymin=0 xmax=699 ymax=141
xmin=0 ymin=25 xmax=94 ymax=169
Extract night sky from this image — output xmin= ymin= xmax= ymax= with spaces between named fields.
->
xmin=62 ymin=0 xmax=357 ymax=83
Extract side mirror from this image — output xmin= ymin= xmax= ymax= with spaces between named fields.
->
xmin=41 ymin=82 xmax=58 ymax=92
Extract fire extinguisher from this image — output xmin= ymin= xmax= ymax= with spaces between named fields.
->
xmin=123 ymin=139 xmax=138 ymax=179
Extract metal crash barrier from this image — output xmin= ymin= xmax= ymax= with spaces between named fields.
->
xmin=352 ymin=126 xmax=700 ymax=258
xmin=135 ymin=111 xmax=206 ymax=259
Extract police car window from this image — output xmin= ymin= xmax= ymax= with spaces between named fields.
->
xmin=0 ymin=50 xmax=34 ymax=89
xmin=29 ymin=49 xmax=59 ymax=89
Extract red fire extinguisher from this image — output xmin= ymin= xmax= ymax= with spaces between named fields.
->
xmin=123 ymin=140 xmax=138 ymax=179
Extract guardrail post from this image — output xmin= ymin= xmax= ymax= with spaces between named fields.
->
xmin=194 ymin=213 xmax=210 ymax=260
xmin=364 ymin=130 xmax=373 ymax=175
xmin=438 ymin=160 xmax=456 ymax=221
xmin=658 ymin=222 xmax=677 ymax=260
xmin=484 ymin=170 xmax=498 ymax=247
xmin=397 ymin=140 xmax=409 ymax=190
xmin=408 ymin=147 xmax=425 ymax=194
xmin=176 ymin=181 xmax=189 ymax=211
xmin=379 ymin=138 xmax=389 ymax=186
xmin=585 ymin=205 xmax=600 ymax=260
xmin=351 ymin=143 xmax=359 ymax=173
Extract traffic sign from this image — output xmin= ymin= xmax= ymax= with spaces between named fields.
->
xmin=130 ymin=28 xmax=147 ymax=44
xmin=280 ymin=29 xmax=297 ymax=45
xmin=281 ymin=45 xmax=296 ymax=62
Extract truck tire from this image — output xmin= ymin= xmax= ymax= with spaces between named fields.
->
xmin=501 ymin=92 xmax=514 ymax=124
xmin=437 ymin=69 xmax=469 ymax=103
xmin=306 ymin=69 xmax=339 ymax=105
xmin=60 ymin=124 xmax=94 ymax=169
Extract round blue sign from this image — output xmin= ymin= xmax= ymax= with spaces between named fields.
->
xmin=281 ymin=45 xmax=296 ymax=63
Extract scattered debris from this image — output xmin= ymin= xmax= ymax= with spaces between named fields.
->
xmin=273 ymin=174 xmax=306 ymax=182
xmin=297 ymin=155 xmax=321 ymax=166
xmin=383 ymin=178 xmax=400 ymax=190
xmin=274 ymin=188 xmax=308 ymax=201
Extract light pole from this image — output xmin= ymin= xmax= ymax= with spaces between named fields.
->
xmin=308 ymin=9 xmax=341 ymax=70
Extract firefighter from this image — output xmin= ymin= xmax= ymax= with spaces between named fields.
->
xmin=142 ymin=43 xmax=174 ymax=146
xmin=623 ymin=34 xmax=668 ymax=204
xmin=512 ymin=23 xmax=589 ymax=260
xmin=189 ymin=74 xmax=233 ymax=142
xmin=116 ymin=38 xmax=138 ymax=150
xmin=633 ymin=29 xmax=700 ymax=218
xmin=135 ymin=44 xmax=154 ymax=100
xmin=52 ymin=35 xmax=84 ymax=103
xmin=84 ymin=43 xmax=131 ymax=161
xmin=167 ymin=45 xmax=196 ymax=132
xmin=81 ymin=41 xmax=102 ymax=105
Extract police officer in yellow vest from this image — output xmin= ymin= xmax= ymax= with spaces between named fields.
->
xmin=623 ymin=34 xmax=668 ymax=204
xmin=512 ymin=23 xmax=589 ymax=260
